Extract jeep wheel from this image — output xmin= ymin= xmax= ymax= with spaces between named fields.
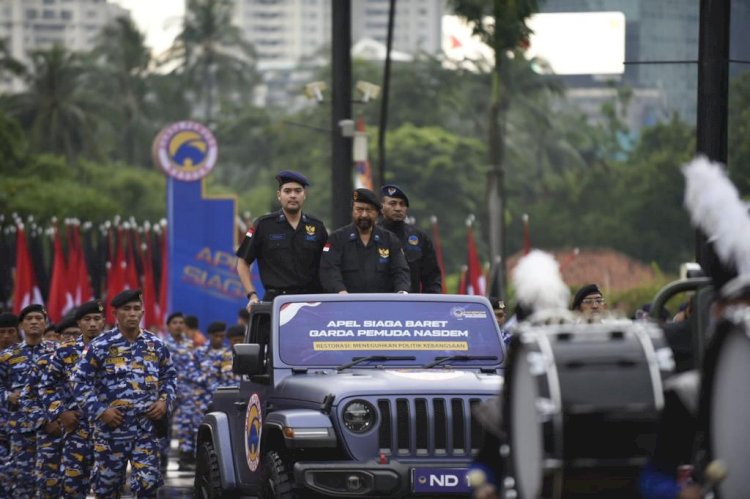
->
xmin=194 ymin=441 xmax=225 ymax=499
xmin=260 ymin=450 xmax=297 ymax=498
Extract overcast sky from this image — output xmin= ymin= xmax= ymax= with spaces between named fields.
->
xmin=110 ymin=0 xmax=185 ymax=55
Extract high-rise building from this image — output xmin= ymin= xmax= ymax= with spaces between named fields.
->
xmin=0 ymin=0 xmax=128 ymax=91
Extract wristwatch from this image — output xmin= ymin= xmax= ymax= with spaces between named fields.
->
xmin=247 ymin=291 xmax=257 ymax=299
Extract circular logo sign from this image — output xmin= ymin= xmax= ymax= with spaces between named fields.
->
xmin=244 ymin=393 xmax=262 ymax=472
xmin=152 ymin=121 xmax=218 ymax=181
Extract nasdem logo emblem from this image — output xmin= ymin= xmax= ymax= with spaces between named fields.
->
xmin=153 ymin=121 xmax=218 ymax=181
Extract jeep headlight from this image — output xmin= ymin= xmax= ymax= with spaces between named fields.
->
xmin=342 ymin=400 xmax=376 ymax=433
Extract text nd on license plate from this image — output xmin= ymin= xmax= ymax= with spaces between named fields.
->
xmin=412 ymin=467 xmax=471 ymax=494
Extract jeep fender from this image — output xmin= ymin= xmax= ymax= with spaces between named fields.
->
xmin=264 ymin=409 xmax=338 ymax=448
xmin=198 ymin=412 xmax=238 ymax=490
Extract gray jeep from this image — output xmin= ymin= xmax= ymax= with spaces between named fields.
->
xmin=194 ymin=293 xmax=505 ymax=498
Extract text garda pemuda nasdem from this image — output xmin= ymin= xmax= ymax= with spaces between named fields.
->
xmin=309 ymin=320 xmax=469 ymax=337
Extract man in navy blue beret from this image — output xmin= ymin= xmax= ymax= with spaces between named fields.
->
xmin=236 ymin=170 xmax=328 ymax=306
xmin=379 ymin=184 xmax=442 ymax=293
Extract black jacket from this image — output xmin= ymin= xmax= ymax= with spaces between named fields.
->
xmin=380 ymin=220 xmax=442 ymax=293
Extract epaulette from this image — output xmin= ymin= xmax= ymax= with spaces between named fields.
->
xmin=301 ymin=212 xmax=325 ymax=225
xmin=254 ymin=211 xmax=281 ymax=224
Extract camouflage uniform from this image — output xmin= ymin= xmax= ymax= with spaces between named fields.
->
xmin=72 ymin=328 xmax=176 ymax=498
xmin=38 ymin=336 xmax=93 ymax=498
xmin=164 ymin=335 xmax=200 ymax=456
xmin=195 ymin=345 xmax=237 ymax=413
xmin=0 ymin=340 xmax=56 ymax=499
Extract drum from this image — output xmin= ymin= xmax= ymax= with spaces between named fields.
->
xmin=502 ymin=319 xmax=674 ymax=498
xmin=700 ymin=305 xmax=750 ymax=499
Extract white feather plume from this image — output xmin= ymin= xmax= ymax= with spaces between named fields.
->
xmin=512 ymin=249 xmax=570 ymax=312
xmin=683 ymin=156 xmax=750 ymax=275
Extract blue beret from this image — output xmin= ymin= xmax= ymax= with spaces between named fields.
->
xmin=55 ymin=316 xmax=79 ymax=333
xmin=74 ymin=300 xmax=104 ymax=321
xmin=110 ymin=289 xmax=142 ymax=308
xmin=275 ymin=170 xmax=310 ymax=187
xmin=353 ymin=188 xmax=381 ymax=210
xmin=207 ymin=321 xmax=227 ymax=334
xmin=0 ymin=313 xmax=18 ymax=328
xmin=19 ymin=304 xmax=47 ymax=322
xmin=381 ymin=184 xmax=409 ymax=207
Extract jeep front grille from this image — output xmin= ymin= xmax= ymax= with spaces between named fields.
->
xmin=376 ymin=397 xmax=484 ymax=457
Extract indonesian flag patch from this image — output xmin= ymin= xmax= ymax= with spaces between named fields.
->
xmin=245 ymin=228 xmax=255 ymax=238
xmin=323 ymin=243 xmax=331 ymax=252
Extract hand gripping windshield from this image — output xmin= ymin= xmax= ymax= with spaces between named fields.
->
xmin=336 ymin=355 xmax=417 ymax=372
xmin=423 ymin=355 xmax=498 ymax=369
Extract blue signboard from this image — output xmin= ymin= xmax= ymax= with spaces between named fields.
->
xmin=277 ymin=299 xmax=503 ymax=367
xmin=155 ymin=121 xmax=263 ymax=330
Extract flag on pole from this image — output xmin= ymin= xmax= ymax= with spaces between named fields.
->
xmin=430 ymin=216 xmax=447 ymax=294
xmin=12 ymin=224 xmax=44 ymax=313
xmin=70 ymin=221 xmax=92 ymax=305
xmin=157 ymin=220 xmax=169 ymax=326
xmin=353 ymin=116 xmax=374 ymax=190
xmin=522 ymin=213 xmax=532 ymax=255
xmin=141 ymin=223 xmax=159 ymax=330
xmin=47 ymin=224 xmax=72 ymax=322
xmin=465 ymin=216 xmax=486 ymax=296
xmin=457 ymin=265 xmax=468 ymax=294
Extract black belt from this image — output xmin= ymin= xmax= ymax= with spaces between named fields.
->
xmin=265 ymin=287 xmax=311 ymax=295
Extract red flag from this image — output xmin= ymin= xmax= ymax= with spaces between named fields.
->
xmin=522 ymin=213 xmax=532 ymax=255
xmin=70 ymin=222 xmax=92 ymax=305
xmin=457 ymin=265 xmax=468 ymax=294
xmin=157 ymin=221 xmax=169 ymax=326
xmin=430 ymin=216 xmax=447 ymax=294
xmin=124 ymin=228 xmax=140 ymax=291
xmin=12 ymin=224 xmax=44 ymax=313
xmin=353 ymin=116 xmax=374 ymax=190
xmin=47 ymin=225 xmax=72 ymax=322
xmin=465 ymin=219 xmax=485 ymax=296
xmin=106 ymin=228 xmax=127 ymax=324
xmin=141 ymin=225 xmax=158 ymax=329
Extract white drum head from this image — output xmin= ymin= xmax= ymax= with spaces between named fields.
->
xmin=510 ymin=348 xmax=543 ymax=497
xmin=711 ymin=328 xmax=750 ymax=499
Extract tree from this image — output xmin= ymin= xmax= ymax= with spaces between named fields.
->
xmin=165 ymin=0 xmax=259 ymax=123
xmin=1 ymin=45 xmax=109 ymax=160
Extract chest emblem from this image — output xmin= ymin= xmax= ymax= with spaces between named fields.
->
xmin=305 ymin=225 xmax=316 ymax=235
xmin=378 ymin=248 xmax=390 ymax=258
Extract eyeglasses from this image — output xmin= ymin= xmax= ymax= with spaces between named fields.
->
xmin=581 ymin=298 xmax=605 ymax=306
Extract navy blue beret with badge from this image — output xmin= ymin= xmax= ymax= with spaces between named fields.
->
xmin=110 ymin=289 xmax=142 ymax=308
xmin=353 ymin=188 xmax=381 ymax=210
xmin=275 ymin=170 xmax=310 ymax=187
xmin=381 ymin=184 xmax=409 ymax=207
xmin=74 ymin=299 xmax=104 ymax=321
xmin=55 ymin=316 xmax=79 ymax=333
xmin=0 ymin=313 xmax=18 ymax=328
xmin=19 ymin=304 xmax=47 ymax=322
xmin=207 ymin=321 xmax=227 ymax=334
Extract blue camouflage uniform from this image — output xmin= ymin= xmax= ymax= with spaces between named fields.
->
xmin=72 ymin=328 xmax=176 ymax=498
xmin=0 ymin=340 xmax=56 ymax=499
xmin=38 ymin=336 xmax=94 ymax=498
xmin=35 ymin=349 xmax=66 ymax=499
xmin=164 ymin=335 xmax=201 ymax=456
xmin=193 ymin=345 xmax=237 ymax=434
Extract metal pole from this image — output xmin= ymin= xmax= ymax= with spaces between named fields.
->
xmin=695 ymin=0 xmax=730 ymax=268
xmin=331 ymin=0 xmax=353 ymax=229
xmin=377 ymin=0 xmax=397 ymax=189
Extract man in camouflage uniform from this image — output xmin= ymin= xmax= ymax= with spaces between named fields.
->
xmin=38 ymin=300 xmax=105 ymax=498
xmin=163 ymin=311 xmax=202 ymax=470
xmin=0 ymin=304 xmax=56 ymax=498
xmin=0 ymin=312 xmax=20 ymax=495
xmin=193 ymin=322 xmax=234 ymax=432
xmin=72 ymin=290 xmax=176 ymax=498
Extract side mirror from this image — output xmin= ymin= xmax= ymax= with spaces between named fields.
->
xmin=232 ymin=343 xmax=262 ymax=376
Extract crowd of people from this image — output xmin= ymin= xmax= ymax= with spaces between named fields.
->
xmin=0 ymin=291 xmax=247 ymax=498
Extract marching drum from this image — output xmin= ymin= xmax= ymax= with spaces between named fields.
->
xmin=700 ymin=305 xmax=750 ymax=499
xmin=502 ymin=319 xmax=674 ymax=498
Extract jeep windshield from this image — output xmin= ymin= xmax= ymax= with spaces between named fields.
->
xmin=274 ymin=295 xmax=504 ymax=369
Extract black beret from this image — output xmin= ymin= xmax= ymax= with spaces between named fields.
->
xmin=489 ymin=297 xmax=505 ymax=311
xmin=74 ymin=300 xmax=104 ymax=321
xmin=207 ymin=321 xmax=227 ymax=334
xmin=19 ymin=304 xmax=47 ymax=322
xmin=110 ymin=289 xmax=142 ymax=308
xmin=275 ymin=170 xmax=310 ymax=187
xmin=352 ymin=188 xmax=381 ymax=210
xmin=166 ymin=312 xmax=184 ymax=324
xmin=0 ymin=313 xmax=18 ymax=328
xmin=55 ymin=317 xmax=79 ymax=334
xmin=571 ymin=284 xmax=602 ymax=310
xmin=227 ymin=324 xmax=245 ymax=338
xmin=381 ymin=184 xmax=409 ymax=207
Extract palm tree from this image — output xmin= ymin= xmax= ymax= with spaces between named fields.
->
xmin=92 ymin=16 xmax=154 ymax=166
xmin=165 ymin=0 xmax=258 ymax=123
xmin=1 ymin=45 xmax=108 ymax=160
xmin=0 ymin=38 xmax=25 ymax=79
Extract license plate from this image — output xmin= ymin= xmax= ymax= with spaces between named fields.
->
xmin=412 ymin=467 xmax=471 ymax=494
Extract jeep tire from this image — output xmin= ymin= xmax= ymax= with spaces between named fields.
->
xmin=194 ymin=441 xmax=228 ymax=499
xmin=260 ymin=450 xmax=298 ymax=498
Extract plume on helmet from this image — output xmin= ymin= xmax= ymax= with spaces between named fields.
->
xmin=512 ymin=249 xmax=570 ymax=315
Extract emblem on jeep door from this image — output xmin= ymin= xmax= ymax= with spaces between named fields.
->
xmin=244 ymin=393 xmax=262 ymax=472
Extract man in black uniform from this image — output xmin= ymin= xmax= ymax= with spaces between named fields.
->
xmin=379 ymin=184 xmax=442 ymax=293
xmin=235 ymin=170 xmax=328 ymax=307
xmin=320 ymin=188 xmax=410 ymax=293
